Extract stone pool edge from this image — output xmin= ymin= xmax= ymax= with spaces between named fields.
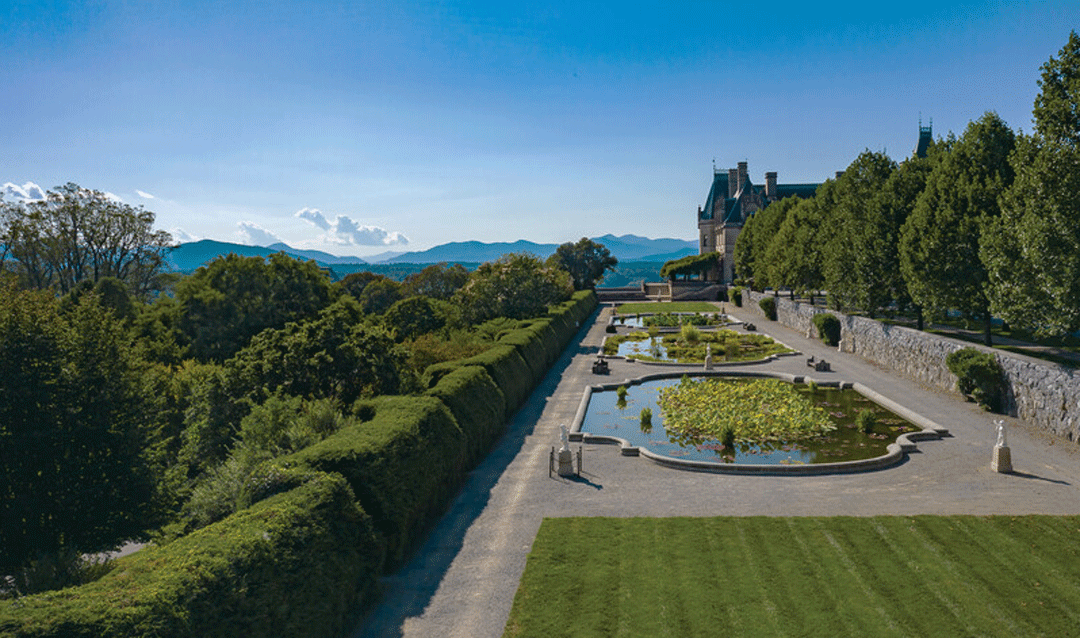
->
xmin=568 ymin=370 xmax=950 ymax=476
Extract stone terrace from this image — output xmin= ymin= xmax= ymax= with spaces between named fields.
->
xmin=352 ymin=303 xmax=1080 ymax=638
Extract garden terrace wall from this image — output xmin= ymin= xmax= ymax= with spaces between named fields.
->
xmin=0 ymin=474 xmax=379 ymax=638
xmin=744 ymin=291 xmax=1080 ymax=443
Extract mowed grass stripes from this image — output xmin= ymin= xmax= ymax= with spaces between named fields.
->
xmin=503 ymin=516 xmax=1080 ymax=638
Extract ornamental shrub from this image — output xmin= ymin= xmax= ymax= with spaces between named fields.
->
xmin=758 ymin=296 xmax=777 ymax=321
xmin=812 ymin=313 xmax=841 ymax=346
xmin=731 ymin=287 xmax=743 ymax=307
xmin=856 ymin=409 xmax=876 ymax=434
xmin=945 ymin=347 xmax=1005 ymax=412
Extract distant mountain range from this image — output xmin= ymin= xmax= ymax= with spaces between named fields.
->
xmin=166 ymin=234 xmax=696 ymax=273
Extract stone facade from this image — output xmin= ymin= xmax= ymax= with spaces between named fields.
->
xmin=745 ymin=290 xmax=1080 ymax=443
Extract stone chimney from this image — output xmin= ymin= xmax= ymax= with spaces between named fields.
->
xmin=728 ymin=168 xmax=738 ymax=197
xmin=737 ymin=161 xmax=748 ymax=193
xmin=765 ymin=171 xmax=777 ymax=199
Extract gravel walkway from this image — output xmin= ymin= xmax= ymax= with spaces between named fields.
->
xmin=352 ymin=305 xmax=1080 ymax=638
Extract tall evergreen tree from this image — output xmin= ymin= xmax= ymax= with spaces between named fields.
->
xmin=899 ymin=112 xmax=1016 ymax=345
xmin=983 ymin=31 xmax=1080 ymax=337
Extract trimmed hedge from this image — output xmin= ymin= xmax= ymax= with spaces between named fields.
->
xmin=0 ymin=474 xmax=379 ymax=638
xmin=0 ymin=290 xmax=599 ymax=637
xmin=812 ymin=313 xmax=841 ymax=346
xmin=283 ymin=395 xmax=466 ymax=569
xmin=759 ymin=296 xmax=777 ymax=321
xmin=425 ymin=365 xmax=506 ymax=466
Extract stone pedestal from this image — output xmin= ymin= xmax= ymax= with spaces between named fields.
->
xmin=991 ymin=445 xmax=1012 ymax=473
xmin=557 ymin=447 xmax=575 ymax=477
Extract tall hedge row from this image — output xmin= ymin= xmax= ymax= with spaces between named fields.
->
xmin=0 ymin=290 xmax=597 ymax=638
xmin=282 ymin=395 xmax=467 ymax=569
xmin=0 ymin=474 xmax=379 ymax=638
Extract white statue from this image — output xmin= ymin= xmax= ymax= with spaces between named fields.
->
xmin=994 ymin=419 xmax=1008 ymax=448
xmin=704 ymin=344 xmax=714 ymax=370
xmin=560 ymin=424 xmax=570 ymax=451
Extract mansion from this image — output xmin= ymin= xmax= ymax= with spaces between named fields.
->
xmin=696 ymin=162 xmax=819 ymax=284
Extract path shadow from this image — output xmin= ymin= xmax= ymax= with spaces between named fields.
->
xmin=1007 ymin=470 xmax=1070 ymax=485
xmin=352 ymin=310 xmax=602 ymax=638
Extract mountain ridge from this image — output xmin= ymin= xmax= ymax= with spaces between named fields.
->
xmin=166 ymin=235 xmax=696 ymax=272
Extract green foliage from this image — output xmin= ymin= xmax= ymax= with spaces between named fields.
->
xmin=812 ymin=313 xmax=842 ymax=346
xmin=680 ymin=322 xmax=701 ymax=344
xmin=454 ymin=252 xmax=573 ymax=324
xmin=382 ymin=295 xmax=457 ymax=341
xmin=945 ymin=347 xmax=1006 ymax=412
xmin=226 ymin=296 xmax=408 ymax=406
xmin=984 ymin=33 xmax=1080 ymax=337
xmin=401 ymin=262 xmax=470 ymax=299
xmin=660 ymin=252 xmax=718 ymax=280
xmin=731 ymin=286 xmax=742 ymax=307
xmin=0 ymin=285 xmax=155 ymax=581
xmin=0 ymin=474 xmax=382 ymax=638
xmin=758 ymin=296 xmax=777 ymax=321
xmin=358 ymin=277 xmax=403 ymax=314
xmin=856 ymin=409 xmax=877 ymax=434
xmin=425 ymin=365 xmax=507 ymax=466
xmin=657 ymin=378 xmax=835 ymax=446
xmin=546 ymin=237 xmax=618 ymax=290
xmin=616 ymin=385 xmax=628 ymax=400
xmin=615 ymin=301 xmax=717 ymax=314
xmin=176 ymin=252 xmax=333 ymax=362
xmin=283 ymin=396 xmax=467 ymax=569
xmin=643 ymin=312 xmax=722 ymax=327
xmin=639 ymin=407 xmax=652 ymax=428
xmin=0 ymin=182 xmax=172 ymax=297
xmin=900 ymin=112 xmax=1016 ymax=344
xmin=765 ymin=185 xmax=835 ymax=297
xmin=736 ymin=196 xmax=800 ymax=289
xmin=821 ymin=151 xmax=898 ymax=313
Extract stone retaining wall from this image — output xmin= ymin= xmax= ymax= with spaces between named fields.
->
xmin=745 ymin=291 xmax=1080 ymax=443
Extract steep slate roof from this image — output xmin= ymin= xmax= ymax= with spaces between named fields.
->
xmin=699 ymin=171 xmax=729 ymax=221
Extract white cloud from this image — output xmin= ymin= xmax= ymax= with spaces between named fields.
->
xmin=236 ymin=221 xmax=283 ymax=247
xmin=2 ymin=181 xmax=46 ymax=202
xmin=295 ymin=207 xmax=331 ymax=230
xmin=104 ymin=191 xmax=123 ymax=203
xmin=136 ymin=190 xmax=155 ymax=199
xmin=294 ymin=207 xmax=408 ymax=246
xmin=170 ymin=227 xmax=200 ymax=243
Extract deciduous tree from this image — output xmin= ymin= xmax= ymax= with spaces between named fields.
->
xmin=545 ymin=237 xmax=618 ymax=290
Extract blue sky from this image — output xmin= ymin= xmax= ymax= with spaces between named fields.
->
xmin=1 ymin=1 xmax=1077 ymax=257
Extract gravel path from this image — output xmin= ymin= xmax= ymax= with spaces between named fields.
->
xmin=352 ymin=305 xmax=1080 ymax=638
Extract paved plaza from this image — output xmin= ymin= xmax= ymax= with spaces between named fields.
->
xmin=354 ymin=305 xmax=1080 ymax=638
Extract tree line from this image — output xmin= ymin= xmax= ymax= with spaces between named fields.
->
xmin=734 ymin=32 xmax=1080 ymax=346
xmin=1 ymin=178 xmax=617 ymax=595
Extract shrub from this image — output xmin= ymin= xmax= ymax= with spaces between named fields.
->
xmin=731 ymin=287 xmax=743 ymax=307
xmin=856 ymin=409 xmax=876 ymax=434
xmin=812 ymin=313 xmax=842 ymax=346
xmin=639 ymin=407 xmax=652 ymax=428
xmin=758 ymin=297 xmax=777 ymax=321
xmin=680 ymin=322 xmax=701 ymax=344
xmin=605 ymin=324 xmax=617 ymax=333
xmin=425 ymin=365 xmax=506 ymax=466
xmin=720 ymin=425 xmax=736 ymax=452
xmin=945 ymin=347 xmax=1005 ymax=412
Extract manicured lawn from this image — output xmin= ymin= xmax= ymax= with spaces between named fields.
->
xmin=503 ymin=516 xmax=1080 ymax=638
xmin=615 ymin=301 xmax=719 ymax=314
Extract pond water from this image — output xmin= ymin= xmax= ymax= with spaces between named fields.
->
xmin=614 ymin=335 xmax=670 ymax=359
xmin=612 ymin=313 xmax=727 ymax=329
xmin=582 ymin=377 xmax=920 ymax=465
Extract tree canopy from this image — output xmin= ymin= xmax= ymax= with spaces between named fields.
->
xmin=545 ymin=238 xmax=618 ymax=290
xmin=0 ymin=183 xmax=172 ymax=297
xmin=983 ymin=31 xmax=1080 ymax=337
xmin=453 ymin=252 xmax=573 ymax=324
xmin=900 ymin=112 xmax=1015 ymax=344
